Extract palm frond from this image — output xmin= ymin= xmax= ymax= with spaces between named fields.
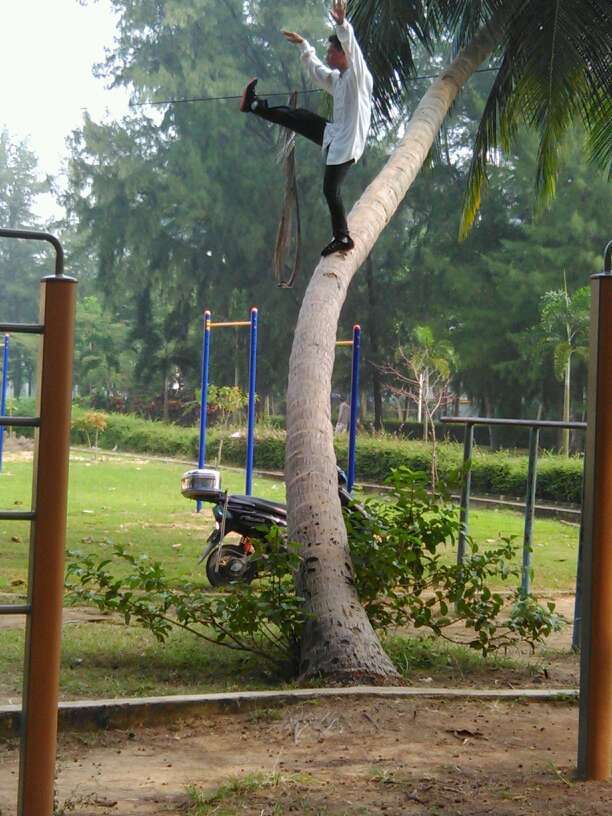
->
xmin=552 ymin=341 xmax=572 ymax=382
xmin=434 ymin=1 xmax=505 ymax=53
xmin=460 ymin=0 xmax=612 ymax=236
xmin=349 ymin=0 xmax=433 ymax=121
xmin=350 ymin=1 xmax=507 ymax=120
xmin=584 ymin=91 xmax=612 ymax=177
xmin=458 ymin=50 xmax=519 ymax=238
xmin=351 ymin=1 xmax=610 ymax=234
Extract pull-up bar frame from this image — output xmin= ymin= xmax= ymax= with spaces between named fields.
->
xmin=0 ymin=228 xmax=76 ymax=816
xmin=198 ymin=308 xmax=258 ymax=507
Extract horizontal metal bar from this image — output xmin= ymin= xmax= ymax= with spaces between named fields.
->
xmin=0 ymin=228 xmax=64 ymax=276
xmin=0 ymin=604 xmax=31 ymax=616
xmin=209 ymin=321 xmax=251 ymax=328
xmin=0 ymin=323 xmax=44 ymax=334
xmin=0 ymin=511 xmax=35 ymax=521
xmin=336 ymin=340 xmax=354 ymax=346
xmin=0 ymin=416 xmax=40 ymax=428
xmin=441 ymin=416 xmax=587 ymax=430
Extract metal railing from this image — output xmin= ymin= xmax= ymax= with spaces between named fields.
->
xmin=440 ymin=416 xmax=586 ymax=599
xmin=0 ymin=228 xmax=76 ymax=816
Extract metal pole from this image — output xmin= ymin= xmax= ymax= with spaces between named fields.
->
xmin=572 ymin=524 xmax=584 ymax=651
xmin=347 ymin=325 xmax=361 ymax=492
xmin=245 ymin=307 xmax=258 ymax=495
xmin=577 ymin=248 xmax=612 ymax=781
xmin=457 ymin=422 xmax=474 ymax=565
xmin=520 ymin=426 xmax=540 ymax=598
xmin=18 ymin=272 xmax=76 ymax=816
xmin=0 ymin=334 xmax=8 ymax=471
xmin=572 ymin=457 xmax=587 ymax=651
xmin=197 ymin=311 xmax=211 ymax=513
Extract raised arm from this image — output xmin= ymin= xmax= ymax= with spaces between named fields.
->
xmin=330 ymin=1 xmax=370 ymax=85
xmin=282 ymin=29 xmax=335 ymax=94
xmin=300 ymin=39 xmax=336 ymax=93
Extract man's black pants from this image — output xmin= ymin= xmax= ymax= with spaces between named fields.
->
xmin=252 ymin=102 xmax=354 ymax=239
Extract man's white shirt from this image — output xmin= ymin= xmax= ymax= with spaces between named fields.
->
xmin=299 ymin=20 xmax=373 ymax=166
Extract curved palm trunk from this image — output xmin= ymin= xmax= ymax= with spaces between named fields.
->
xmin=286 ymin=25 xmax=498 ymax=682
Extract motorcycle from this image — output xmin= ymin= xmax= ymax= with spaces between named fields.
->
xmin=180 ymin=465 xmax=357 ymax=586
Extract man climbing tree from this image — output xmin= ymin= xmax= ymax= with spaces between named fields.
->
xmin=239 ymin=0 xmax=373 ymax=257
xmin=283 ymin=0 xmax=610 ymax=683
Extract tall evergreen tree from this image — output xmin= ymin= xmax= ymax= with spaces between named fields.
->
xmin=67 ymin=0 xmax=368 ymax=405
xmin=0 ymin=129 xmax=50 ymax=395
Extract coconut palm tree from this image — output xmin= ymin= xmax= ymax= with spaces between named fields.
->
xmin=286 ymin=1 xmax=611 ymax=682
xmin=540 ymin=284 xmax=590 ymax=454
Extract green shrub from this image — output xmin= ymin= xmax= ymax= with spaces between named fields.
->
xmin=65 ymin=467 xmax=563 ymax=676
xmin=66 ymin=409 xmax=584 ymax=504
xmin=346 ymin=466 xmax=563 ymax=653
xmin=70 ymin=408 xmax=199 ymax=457
xmin=66 ymin=528 xmax=304 ymax=673
xmin=71 ymin=411 xmax=108 ymax=447
xmin=537 ymin=455 xmax=585 ymax=504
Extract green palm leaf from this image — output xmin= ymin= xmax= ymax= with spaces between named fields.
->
xmin=349 ymin=0 xmax=432 ymax=121
xmin=350 ymin=1 xmax=611 ymax=235
xmin=552 ymin=340 xmax=571 ymax=382
xmin=458 ymin=0 xmax=612 ymax=233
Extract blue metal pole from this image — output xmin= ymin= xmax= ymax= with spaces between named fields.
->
xmin=245 ymin=307 xmax=258 ymax=495
xmin=197 ymin=311 xmax=211 ymax=513
xmin=347 ymin=324 xmax=361 ymax=492
xmin=0 ymin=334 xmax=9 ymax=472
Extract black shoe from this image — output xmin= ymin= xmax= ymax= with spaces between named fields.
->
xmin=239 ymin=78 xmax=258 ymax=112
xmin=321 ymin=236 xmax=355 ymax=257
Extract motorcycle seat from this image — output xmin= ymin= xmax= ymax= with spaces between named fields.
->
xmin=226 ymin=494 xmax=287 ymax=517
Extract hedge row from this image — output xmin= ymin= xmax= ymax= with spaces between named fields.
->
xmin=265 ymin=415 xmax=583 ymax=452
xmin=66 ymin=409 xmax=583 ymax=505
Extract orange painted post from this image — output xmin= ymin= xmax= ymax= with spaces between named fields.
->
xmin=577 ymin=245 xmax=612 ymax=781
xmin=18 ymin=273 xmax=76 ymax=815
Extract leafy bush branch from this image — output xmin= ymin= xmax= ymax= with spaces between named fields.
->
xmin=65 ymin=530 xmax=305 ymax=673
xmin=66 ymin=467 xmax=563 ymax=673
xmin=348 ymin=466 xmax=563 ymax=654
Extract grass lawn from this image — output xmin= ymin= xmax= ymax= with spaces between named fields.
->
xmin=0 ymin=450 xmax=579 ymax=701
xmin=0 ymin=619 xmax=563 ymax=704
xmin=0 ymin=624 xmax=286 ymax=703
xmin=0 ymin=451 xmax=285 ymax=592
xmin=0 ymin=450 xmax=579 ymax=593
xmin=453 ymin=506 xmax=579 ymax=592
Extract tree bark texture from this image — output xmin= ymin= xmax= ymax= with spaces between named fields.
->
xmin=286 ymin=26 xmax=498 ymax=682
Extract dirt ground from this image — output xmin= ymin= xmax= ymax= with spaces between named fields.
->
xmin=0 ymin=436 xmax=34 ymax=456
xmin=0 ymin=594 xmax=581 ymax=706
xmin=2 ymin=442 xmax=601 ymax=813
xmin=1 ymin=697 xmax=609 ymax=816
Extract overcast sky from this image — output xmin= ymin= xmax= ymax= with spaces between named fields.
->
xmin=1 ymin=0 xmax=130 ymax=221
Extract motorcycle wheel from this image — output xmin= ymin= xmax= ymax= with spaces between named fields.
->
xmin=205 ymin=544 xmax=257 ymax=587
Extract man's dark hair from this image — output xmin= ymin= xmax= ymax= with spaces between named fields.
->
xmin=328 ymin=34 xmax=344 ymax=52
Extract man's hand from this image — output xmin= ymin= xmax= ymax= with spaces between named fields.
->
xmin=281 ymin=30 xmax=304 ymax=45
xmin=330 ymin=0 xmax=346 ymax=25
